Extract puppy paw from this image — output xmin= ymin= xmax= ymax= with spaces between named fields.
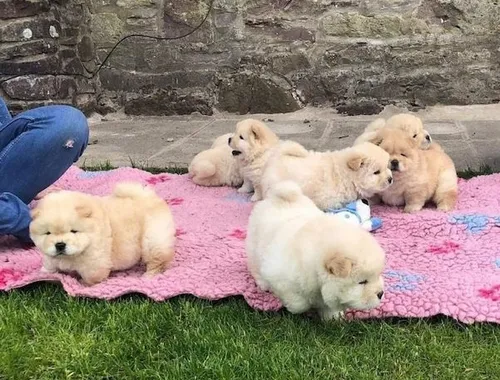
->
xmin=250 ymin=193 xmax=261 ymax=202
xmin=238 ymin=186 xmax=252 ymax=194
xmin=40 ymin=266 xmax=57 ymax=274
xmin=437 ymin=203 xmax=454 ymax=212
xmin=319 ymin=308 xmax=345 ymax=321
xmin=404 ymin=204 xmax=423 ymax=213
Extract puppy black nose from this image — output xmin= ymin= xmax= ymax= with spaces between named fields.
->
xmin=426 ymin=135 xmax=431 ymax=141
xmin=228 ymin=137 xmax=232 ymax=145
xmin=377 ymin=291 xmax=384 ymax=300
xmin=390 ymin=159 xmax=399 ymax=170
xmin=388 ymin=176 xmax=393 ymax=184
xmin=232 ymin=150 xmax=241 ymax=156
xmin=55 ymin=242 xmax=66 ymax=252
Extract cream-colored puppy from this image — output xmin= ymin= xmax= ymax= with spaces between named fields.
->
xmin=355 ymin=113 xmax=432 ymax=149
xmin=188 ymin=133 xmax=244 ymax=187
xmin=30 ymin=183 xmax=176 ymax=285
xmin=228 ymin=119 xmax=280 ymax=201
xmin=246 ymin=181 xmax=386 ymax=321
xmin=261 ymin=141 xmax=393 ymax=210
xmin=368 ymin=128 xmax=457 ymax=213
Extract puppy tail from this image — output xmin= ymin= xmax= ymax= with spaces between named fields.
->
xmin=278 ymin=141 xmax=308 ymax=158
xmin=188 ymin=160 xmax=217 ymax=181
xmin=364 ymin=118 xmax=386 ymax=133
xmin=113 ymin=182 xmax=157 ymax=199
xmin=268 ymin=181 xmax=303 ymax=203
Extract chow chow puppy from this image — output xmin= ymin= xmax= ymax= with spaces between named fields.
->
xmin=188 ymin=133 xmax=244 ymax=187
xmin=355 ymin=113 xmax=432 ymax=149
xmin=30 ymin=182 xmax=176 ymax=285
xmin=228 ymin=119 xmax=280 ymax=201
xmin=367 ymin=127 xmax=457 ymax=212
xmin=260 ymin=141 xmax=393 ymax=209
xmin=246 ymin=181 xmax=386 ymax=321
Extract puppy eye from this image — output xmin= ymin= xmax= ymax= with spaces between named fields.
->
xmin=45 ymin=232 xmax=51 ymax=235
xmin=359 ymin=280 xmax=368 ymax=285
xmin=373 ymin=170 xmax=380 ymax=175
xmin=413 ymin=134 xmax=417 ymax=138
xmin=70 ymin=230 xmax=78 ymax=234
xmin=401 ymin=153 xmax=407 ymax=157
xmin=239 ymin=135 xmax=244 ymax=140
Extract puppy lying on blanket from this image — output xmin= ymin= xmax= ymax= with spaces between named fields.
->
xmin=260 ymin=140 xmax=393 ymax=209
xmin=246 ymin=181 xmax=386 ymax=321
xmin=355 ymin=113 xmax=432 ymax=150
xmin=188 ymin=133 xmax=244 ymax=187
xmin=30 ymin=183 xmax=176 ymax=285
xmin=366 ymin=127 xmax=458 ymax=213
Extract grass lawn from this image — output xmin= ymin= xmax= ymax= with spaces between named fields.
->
xmin=1 ymin=165 xmax=498 ymax=379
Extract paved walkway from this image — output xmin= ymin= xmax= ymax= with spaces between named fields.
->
xmin=80 ymin=104 xmax=500 ymax=172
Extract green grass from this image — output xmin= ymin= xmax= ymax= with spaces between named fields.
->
xmin=1 ymin=163 xmax=498 ymax=379
xmin=1 ymin=284 xmax=498 ymax=380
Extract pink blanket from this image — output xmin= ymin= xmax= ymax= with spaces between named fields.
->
xmin=1 ymin=167 xmax=499 ymax=324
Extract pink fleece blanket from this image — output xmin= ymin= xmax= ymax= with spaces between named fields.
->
xmin=1 ymin=167 xmax=499 ymax=324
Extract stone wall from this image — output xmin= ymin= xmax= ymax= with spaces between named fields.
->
xmin=1 ymin=0 xmax=499 ymax=116
xmin=0 ymin=0 xmax=98 ymax=114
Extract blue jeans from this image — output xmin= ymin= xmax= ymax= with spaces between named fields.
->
xmin=0 ymin=98 xmax=89 ymax=242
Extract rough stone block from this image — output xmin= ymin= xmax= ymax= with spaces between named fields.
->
xmin=0 ymin=54 xmax=61 ymax=75
xmin=0 ymin=40 xmax=58 ymax=60
xmin=320 ymin=37 xmax=493 ymax=69
xmin=99 ymin=69 xmax=217 ymax=92
xmin=77 ymin=35 xmax=95 ymax=62
xmin=0 ymin=0 xmax=50 ymax=20
xmin=320 ymin=12 xmax=430 ymax=37
xmin=0 ymin=19 xmax=62 ymax=42
xmin=218 ymin=73 xmax=301 ymax=114
xmin=91 ymin=13 xmax=125 ymax=46
xmin=0 ymin=75 xmax=77 ymax=100
xmin=124 ymin=89 xmax=214 ymax=116
xmin=163 ymin=0 xmax=214 ymax=43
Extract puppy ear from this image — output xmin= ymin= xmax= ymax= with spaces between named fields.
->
xmin=347 ymin=153 xmax=366 ymax=171
xmin=325 ymin=255 xmax=353 ymax=278
xmin=363 ymin=131 xmax=383 ymax=146
xmin=30 ymin=208 xmax=40 ymax=220
xmin=250 ymin=120 xmax=267 ymax=141
xmin=75 ymin=204 xmax=93 ymax=218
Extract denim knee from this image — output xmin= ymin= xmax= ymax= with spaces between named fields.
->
xmin=44 ymin=105 xmax=89 ymax=153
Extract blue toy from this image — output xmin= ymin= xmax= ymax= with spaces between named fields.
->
xmin=325 ymin=199 xmax=382 ymax=232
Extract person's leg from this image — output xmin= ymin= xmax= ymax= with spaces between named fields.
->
xmin=0 ymin=98 xmax=12 ymax=125
xmin=0 ymin=102 xmax=89 ymax=240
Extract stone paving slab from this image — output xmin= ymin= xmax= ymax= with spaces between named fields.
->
xmin=80 ymin=105 xmax=500 ymax=172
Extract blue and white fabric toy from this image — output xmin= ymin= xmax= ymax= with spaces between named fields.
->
xmin=325 ymin=199 xmax=382 ymax=232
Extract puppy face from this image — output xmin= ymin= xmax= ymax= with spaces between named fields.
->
xmin=228 ymin=119 xmax=278 ymax=159
xmin=385 ymin=114 xmax=431 ymax=149
xmin=371 ymin=128 xmax=419 ymax=173
xmin=323 ymin=233 xmax=385 ymax=310
xmin=30 ymin=192 xmax=99 ymax=258
xmin=346 ymin=142 xmax=393 ymax=196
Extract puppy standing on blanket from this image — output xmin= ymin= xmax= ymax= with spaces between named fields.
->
xmin=29 ymin=182 xmax=176 ymax=285
xmin=365 ymin=127 xmax=458 ymax=213
xmin=246 ymin=181 xmax=386 ymax=321
xmin=228 ymin=119 xmax=280 ymax=201
xmin=188 ymin=133 xmax=244 ymax=187
xmin=355 ymin=113 xmax=432 ymax=150
xmin=260 ymin=140 xmax=393 ymax=209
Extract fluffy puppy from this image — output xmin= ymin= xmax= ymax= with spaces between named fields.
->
xmin=261 ymin=141 xmax=393 ymax=210
xmin=246 ymin=181 xmax=386 ymax=321
xmin=188 ymin=133 xmax=244 ymax=187
xmin=355 ymin=113 xmax=432 ymax=149
xmin=30 ymin=183 xmax=176 ymax=285
xmin=368 ymin=128 xmax=457 ymax=213
xmin=229 ymin=119 xmax=280 ymax=201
